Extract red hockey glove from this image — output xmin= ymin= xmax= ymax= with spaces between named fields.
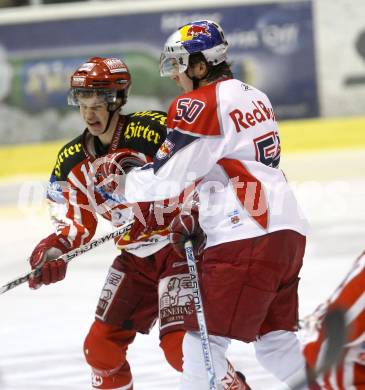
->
xmin=128 ymin=201 xmax=180 ymax=241
xmin=168 ymin=206 xmax=206 ymax=259
xmin=28 ymin=233 xmax=71 ymax=289
xmin=94 ymin=150 xmax=147 ymax=194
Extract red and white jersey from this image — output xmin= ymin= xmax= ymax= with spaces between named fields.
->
xmin=125 ymin=79 xmax=308 ymax=248
xmin=302 ymin=251 xmax=365 ymax=389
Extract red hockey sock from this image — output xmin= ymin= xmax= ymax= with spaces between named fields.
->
xmin=91 ymin=365 xmax=133 ymax=389
xmin=159 ymin=330 xmax=185 ymax=372
xmin=84 ymin=321 xmax=136 ymax=389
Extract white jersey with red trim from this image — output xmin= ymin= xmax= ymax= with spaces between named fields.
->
xmin=124 ymin=79 xmax=309 ymax=248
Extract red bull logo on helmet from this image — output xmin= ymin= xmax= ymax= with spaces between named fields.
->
xmin=187 ymin=24 xmax=211 ymax=38
xmin=179 ymin=23 xmax=211 ymax=42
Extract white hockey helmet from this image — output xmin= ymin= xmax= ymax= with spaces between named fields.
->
xmin=160 ymin=20 xmax=228 ymax=77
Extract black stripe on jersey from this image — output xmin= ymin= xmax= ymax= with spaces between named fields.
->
xmin=52 ymin=134 xmax=85 ymax=181
xmin=152 ymin=130 xmax=199 ymax=174
xmin=121 ymin=111 xmax=167 ymax=157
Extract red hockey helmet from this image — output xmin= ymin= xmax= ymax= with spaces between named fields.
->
xmin=68 ymin=57 xmax=131 ymax=107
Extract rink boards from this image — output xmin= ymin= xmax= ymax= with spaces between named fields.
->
xmin=0 ymin=115 xmax=365 ymax=179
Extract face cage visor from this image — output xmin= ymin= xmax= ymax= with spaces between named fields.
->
xmin=67 ymin=88 xmax=119 ymax=107
xmin=160 ymin=52 xmax=189 ymax=77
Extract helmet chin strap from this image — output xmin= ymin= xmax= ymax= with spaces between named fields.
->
xmin=102 ymin=103 xmax=122 ymax=134
xmin=185 ymin=71 xmax=205 ymax=90
xmin=185 ymin=65 xmax=210 ymax=90
xmin=192 ymin=77 xmax=201 ymax=90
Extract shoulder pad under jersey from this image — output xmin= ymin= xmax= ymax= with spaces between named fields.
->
xmin=167 ymin=83 xmax=222 ymax=137
xmin=121 ymin=111 xmax=167 ymax=157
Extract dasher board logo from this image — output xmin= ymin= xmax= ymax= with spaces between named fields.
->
xmin=159 ymin=274 xmax=193 ymax=330
xmin=104 ymin=58 xmax=128 ymax=73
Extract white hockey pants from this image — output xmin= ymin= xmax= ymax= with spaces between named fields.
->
xmin=179 ymin=330 xmax=306 ymax=390
xmin=179 ymin=331 xmax=230 ymax=390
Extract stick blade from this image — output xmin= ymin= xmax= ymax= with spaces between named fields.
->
xmin=317 ymin=307 xmax=347 ymax=373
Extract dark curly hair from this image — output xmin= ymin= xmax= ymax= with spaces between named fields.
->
xmin=188 ymin=52 xmax=233 ymax=82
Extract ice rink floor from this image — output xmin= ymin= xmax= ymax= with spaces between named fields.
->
xmin=0 ymin=149 xmax=364 ymax=390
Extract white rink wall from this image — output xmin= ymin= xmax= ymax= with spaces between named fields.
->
xmin=314 ymin=0 xmax=365 ymax=116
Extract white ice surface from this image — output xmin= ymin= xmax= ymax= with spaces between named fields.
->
xmin=0 ymin=149 xmax=364 ymax=390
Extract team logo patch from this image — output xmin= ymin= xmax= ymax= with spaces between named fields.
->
xmin=47 ymin=178 xmax=66 ymax=203
xmin=180 ymin=23 xmax=211 ymax=41
xmin=159 ymin=275 xmax=194 ymax=330
xmin=71 ymin=76 xmax=86 ymax=87
xmin=187 ymin=24 xmax=211 ymax=38
xmin=228 ymin=210 xmax=242 ymax=227
xmin=91 ymin=372 xmax=103 ymax=387
xmin=231 ymin=215 xmax=240 ymax=224
xmin=95 ymin=267 xmax=125 ymax=321
xmin=156 ymin=139 xmax=175 ymax=160
xmin=104 ymin=58 xmax=128 ymax=74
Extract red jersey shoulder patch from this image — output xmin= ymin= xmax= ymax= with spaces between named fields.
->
xmin=167 ymin=83 xmax=221 ymax=136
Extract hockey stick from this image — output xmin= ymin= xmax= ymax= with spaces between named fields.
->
xmin=184 ymin=240 xmax=219 ymax=390
xmin=292 ymin=307 xmax=347 ymax=390
xmin=0 ymin=220 xmax=133 ymax=295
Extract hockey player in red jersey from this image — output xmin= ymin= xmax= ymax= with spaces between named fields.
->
xmin=27 ymin=57 xmax=189 ymax=390
xmin=301 ymin=250 xmax=365 ymax=389
xmin=110 ymin=20 xmax=309 ymax=389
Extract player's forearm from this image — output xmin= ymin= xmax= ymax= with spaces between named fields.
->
xmin=58 ymin=220 xmax=96 ymax=248
xmin=124 ymin=137 xmax=218 ymax=203
xmin=56 ymin=196 xmax=97 ymax=248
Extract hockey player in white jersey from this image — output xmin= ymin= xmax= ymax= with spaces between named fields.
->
xmin=108 ymin=20 xmax=309 ymax=389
